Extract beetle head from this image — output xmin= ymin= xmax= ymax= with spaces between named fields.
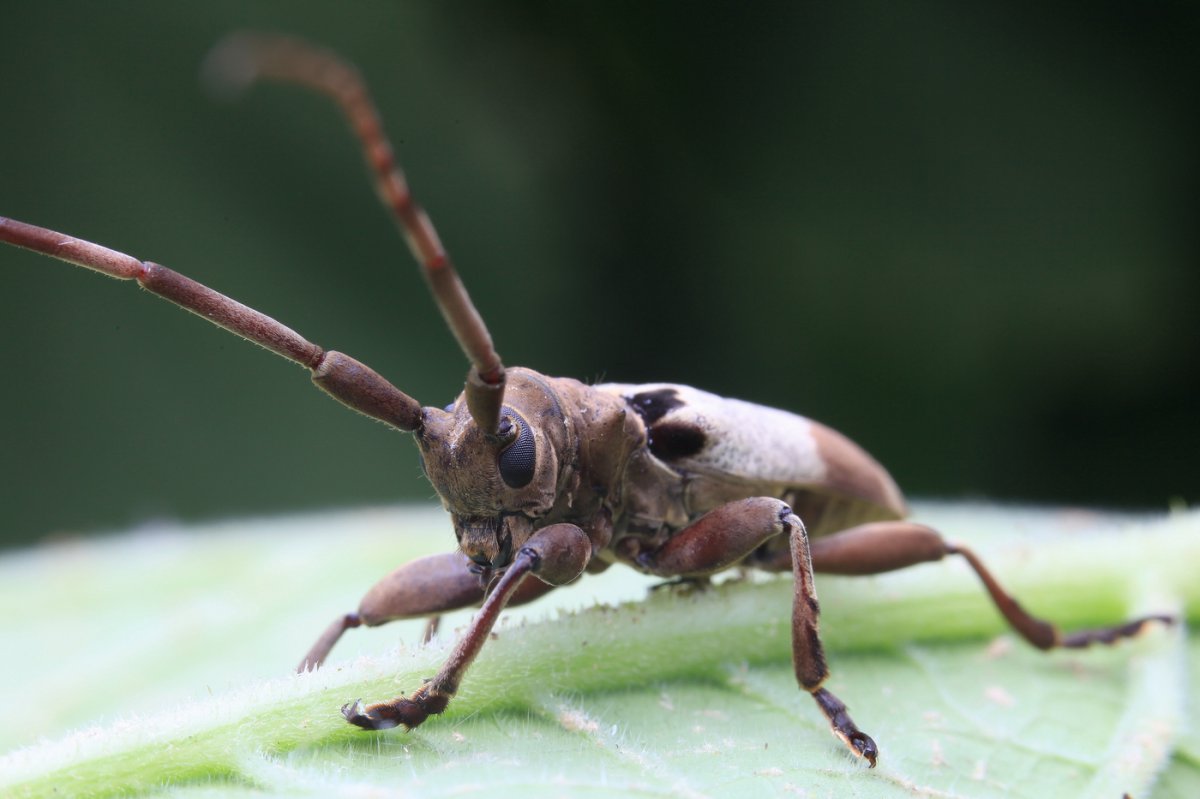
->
xmin=416 ymin=368 xmax=571 ymax=574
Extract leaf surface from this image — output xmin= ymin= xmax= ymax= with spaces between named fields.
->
xmin=1 ymin=503 xmax=1195 ymax=798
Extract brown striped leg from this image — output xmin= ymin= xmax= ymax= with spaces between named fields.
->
xmin=343 ymin=523 xmax=590 ymax=731
xmin=802 ymin=521 xmax=1172 ymax=650
xmin=785 ymin=509 xmax=877 ymax=766
xmin=299 ymin=550 xmax=560 ymax=671
xmin=633 ymin=498 xmax=792 ymax=577
xmin=635 ymin=498 xmax=877 ymax=766
xmin=945 ymin=539 xmax=1172 ymax=649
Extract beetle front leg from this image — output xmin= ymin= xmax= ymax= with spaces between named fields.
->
xmin=299 ymin=550 xmax=559 ymax=671
xmin=343 ymin=522 xmax=591 ymax=731
xmin=635 ymin=498 xmax=878 ymax=766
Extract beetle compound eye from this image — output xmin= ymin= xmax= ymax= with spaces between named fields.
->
xmin=498 ymin=415 xmax=536 ymax=488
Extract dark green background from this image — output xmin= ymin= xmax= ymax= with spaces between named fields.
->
xmin=1 ymin=2 xmax=1196 ymax=548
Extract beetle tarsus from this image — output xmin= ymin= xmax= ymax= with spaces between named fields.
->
xmin=813 ymin=687 xmax=877 ymax=767
xmin=342 ymin=685 xmax=449 ymax=731
xmin=1060 ymin=613 xmax=1175 ymax=648
xmin=341 ymin=699 xmax=394 ymax=730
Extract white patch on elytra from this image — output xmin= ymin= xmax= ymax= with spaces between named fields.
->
xmin=600 ymin=383 xmax=827 ymax=485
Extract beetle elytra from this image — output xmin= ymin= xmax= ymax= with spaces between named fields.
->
xmin=0 ymin=33 xmax=1173 ymax=767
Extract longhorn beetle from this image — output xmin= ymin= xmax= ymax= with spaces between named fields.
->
xmin=0 ymin=33 xmax=1173 ymax=767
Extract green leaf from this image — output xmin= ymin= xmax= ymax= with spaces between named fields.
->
xmin=1 ymin=503 xmax=1196 ymax=798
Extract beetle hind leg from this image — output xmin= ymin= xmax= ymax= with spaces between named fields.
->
xmin=945 ymin=540 xmax=1174 ymax=650
xmin=788 ymin=520 xmax=1173 ymax=650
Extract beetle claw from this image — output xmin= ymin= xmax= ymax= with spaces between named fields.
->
xmin=342 ymin=698 xmax=400 ymax=730
xmin=849 ymin=731 xmax=879 ymax=768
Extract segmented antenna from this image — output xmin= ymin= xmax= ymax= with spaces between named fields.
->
xmin=0 ymin=216 xmax=425 ymax=432
xmin=203 ymin=33 xmax=507 ymax=434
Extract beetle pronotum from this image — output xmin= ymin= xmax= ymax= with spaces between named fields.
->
xmin=0 ymin=33 xmax=1173 ymax=766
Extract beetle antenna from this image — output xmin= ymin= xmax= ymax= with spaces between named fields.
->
xmin=203 ymin=32 xmax=506 ymax=433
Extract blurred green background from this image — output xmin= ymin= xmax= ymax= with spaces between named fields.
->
xmin=0 ymin=2 xmax=1195 ymax=549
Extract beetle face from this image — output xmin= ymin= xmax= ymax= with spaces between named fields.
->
xmin=416 ymin=368 xmax=570 ymax=571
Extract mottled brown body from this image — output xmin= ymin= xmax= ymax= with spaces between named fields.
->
xmin=0 ymin=33 xmax=1172 ymax=769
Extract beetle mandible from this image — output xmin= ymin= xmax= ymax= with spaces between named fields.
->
xmin=0 ymin=33 xmax=1172 ymax=767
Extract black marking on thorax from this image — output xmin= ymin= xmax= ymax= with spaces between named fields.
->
xmin=626 ymin=388 xmax=685 ymax=425
xmin=625 ymin=388 xmax=707 ymax=461
xmin=647 ymin=421 xmax=707 ymax=460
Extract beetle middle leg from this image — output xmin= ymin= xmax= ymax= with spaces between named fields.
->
xmin=635 ymin=497 xmax=879 ymax=766
xmin=341 ymin=523 xmax=592 ymax=731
